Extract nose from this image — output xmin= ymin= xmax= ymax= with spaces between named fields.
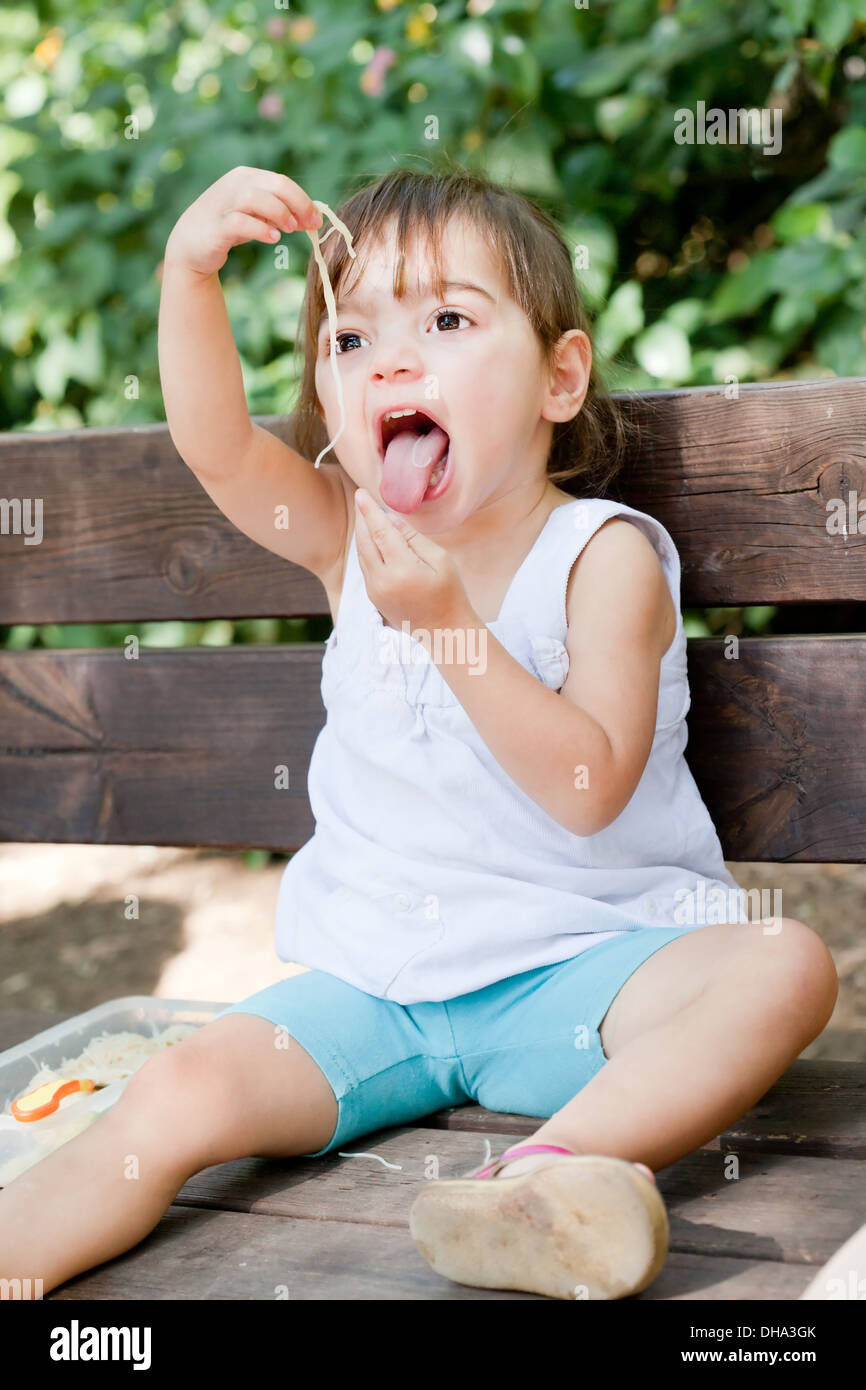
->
xmin=369 ymin=333 xmax=425 ymax=386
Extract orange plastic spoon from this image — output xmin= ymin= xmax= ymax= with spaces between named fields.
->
xmin=11 ymin=1077 xmax=96 ymax=1122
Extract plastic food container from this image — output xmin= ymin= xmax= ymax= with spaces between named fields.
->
xmin=0 ymin=996 xmax=229 ymax=1186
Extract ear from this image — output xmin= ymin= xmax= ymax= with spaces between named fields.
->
xmin=541 ymin=329 xmax=592 ymax=425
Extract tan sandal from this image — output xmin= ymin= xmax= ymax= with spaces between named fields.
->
xmin=409 ymin=1143 xmax=669 ymax=1300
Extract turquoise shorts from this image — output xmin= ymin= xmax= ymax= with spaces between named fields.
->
xmin=213 ymin=925 xmax=700 ymax=1158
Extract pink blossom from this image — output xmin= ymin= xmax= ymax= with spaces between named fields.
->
xmin=258 ymin=93 xmax=284 ymax=121
xmin=361 ymin=47 xmax=396 ymax=97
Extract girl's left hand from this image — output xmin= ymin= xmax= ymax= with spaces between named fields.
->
xmin=353 ymin=489 xmax=475 ymax=635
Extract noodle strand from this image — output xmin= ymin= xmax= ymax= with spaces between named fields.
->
xmin=307 ymin=199 xmax=357 ymax=469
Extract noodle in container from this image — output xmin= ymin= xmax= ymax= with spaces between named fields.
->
xmin=307 ymin=199 xmax=357 ymax=469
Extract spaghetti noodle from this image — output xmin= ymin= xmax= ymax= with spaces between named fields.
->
xmin=307 ymin=199 xmax=357 ymax=469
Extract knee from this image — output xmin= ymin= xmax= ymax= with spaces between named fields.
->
xmin=754 ymin=918 xmax=838 ymax=1035
xmin=118 ymin=1038 xmax=245 ymax=1163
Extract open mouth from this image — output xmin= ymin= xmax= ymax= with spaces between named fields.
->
xmin=377 ymin=406 xmax=452 ymax=512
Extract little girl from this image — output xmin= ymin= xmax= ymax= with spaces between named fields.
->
xmin=0 ymin=166 xmax=837 ymax=1302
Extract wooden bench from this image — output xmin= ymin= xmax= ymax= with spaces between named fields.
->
xmin=1 ymin=375 xmax=865 ymax=1300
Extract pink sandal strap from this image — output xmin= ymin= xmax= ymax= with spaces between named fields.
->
xmin=472 ymin=1143 xmax=576 ymax=1180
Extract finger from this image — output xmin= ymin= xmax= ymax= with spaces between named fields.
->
xmin=232 ymin=187 xmax=299 ymax=237
xmin=222 ymin=209 xmax=288 ymax=247
xmin=376 ymin=506 xmax=442 ymax=573
xmin=353 ymin=499 xmax=386 ymax=569
xmin=355 ymin=491 xmax=403 ymax=563
xmin=243 ymin=170 xmax=321 ymax=229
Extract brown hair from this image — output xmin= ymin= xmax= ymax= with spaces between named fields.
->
xmin=292 ymin=164 xmax=634 ymax=498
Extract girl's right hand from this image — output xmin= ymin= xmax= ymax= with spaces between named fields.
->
xmin=164 ymin=166 xmax=324 ymax=277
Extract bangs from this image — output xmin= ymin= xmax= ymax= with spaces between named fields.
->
xmin=307 ymin=194 xmax=500 ymax=346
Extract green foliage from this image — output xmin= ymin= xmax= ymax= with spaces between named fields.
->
xmin=1 ymin=0 xmax=864 ymax=647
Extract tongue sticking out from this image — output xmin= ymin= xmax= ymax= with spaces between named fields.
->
xmin=380 ymin=425 xmax=449 ymax=513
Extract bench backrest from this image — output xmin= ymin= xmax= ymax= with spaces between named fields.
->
xmin=1 ymin=377 xmax=864 ymax=861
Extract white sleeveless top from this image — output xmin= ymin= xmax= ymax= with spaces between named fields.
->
xmin=274 ymin=496 xmax=746 ymax=1004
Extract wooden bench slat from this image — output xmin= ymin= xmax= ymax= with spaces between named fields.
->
xmin=615 ymin=376 xmax=866 ymax=606
xmin=1 ymin=377 xmax=864 ymax=624
xmin=46 ymin=1204 xmax=818 ymax=1301
xmin=1 ymin=637 xmax=864 ymax=860
xmin=48 ymin=1204 xmax=543 ymax=1301
xmin=138 ymin=1126 xmax=866 ymax=1268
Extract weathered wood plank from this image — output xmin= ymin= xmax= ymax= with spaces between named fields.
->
xmin=686 ymin=636 xmax=866 ymax=862
xmin=0 ymin=647 xmax=320 ymax=848
xmin=1 ymin=636 xmax=864 ymax=859
xmin=47 ymin=1205 xmax=543 ymax=1301
xmin=1 ymin=377 xmax=864 ymax=625
xmin=168 ymin=1127 xmax=866 ymax=1268
xmin=613 ymin=376 xmax=866 ymax=605
xmin=0 ymin=414 xmax=331 ymax=625
xmin=45 ymin=1204 xmax=817 ymax=1301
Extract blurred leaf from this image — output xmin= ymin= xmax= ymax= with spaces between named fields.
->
xmin=770 ymin=293 xmax=818 ymax=334
xmin=139 ymin=621 xmax=197 ymax=648
xmin=743 ymin=606 xmax=778 ymax=632
xmin=563 ymin=215 xmax=618 ymax=311
xmin=4 ymin=625 xmax=37 ymax=649
xmin=36 ymin=624 xmax=109 ymax=648
xmin=662 ymin=298 xmax=705 ymax=334
xmin=558 ymin=42 xmax=650 ymax=98
xmin=683 ymin=612 xmax=712 ymax=637
xmin=33 ymin=333 xmax=76 ymax=402
xmin=770 ymin=202 xmax=834 ymax=242
xmin=768 ymin=241 xmax=850 ymax=299
xmin=633 ymin=321 xmax=692 ymax=382
xmin=813 ymin=0 xmax=856 ymax=47
xmin=597 ymin=95 xmax=652 ymax=142
xmin=771 ymin=57 xmax=801 ymax=93
xmin=200 ymin=620 xmax=235 ymax=647
xmin=815 ymin=304 xmax=866 ymax=375
xmin=477 ymin=133 xmax=561 ymax=198
xmin=594 ymin=280 xmax=644 ymax=359
xmin=243 ymin=850 xmax=272 ymax=871
xmin=827 ymin=126 xmax=866 ymax=171
xmin=771 ymin=0 xmax=814 ymax=27
xmin=707 ymin=252 xmax=777 ymax=321
xmin=560 ymin=144 xmax=616 ymax=198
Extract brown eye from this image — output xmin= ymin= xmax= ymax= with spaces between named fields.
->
xmin=334 ymin=332 xmax=363 ymax=353
xmin=434 ymin=310 xmax=468 ymax=331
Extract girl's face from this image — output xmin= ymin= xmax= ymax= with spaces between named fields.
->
xmin=313 ymin=216 xmax=578 ymax=530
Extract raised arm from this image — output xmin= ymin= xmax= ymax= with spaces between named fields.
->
xmin=158 ymin=166 xmax=348 ymax=580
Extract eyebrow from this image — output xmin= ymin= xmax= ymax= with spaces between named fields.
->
xmin=317 ymin=280 xmax=497 ymax=333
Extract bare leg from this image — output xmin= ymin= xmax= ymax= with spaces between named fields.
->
xmin=0 ymin=1013 xmax=338 ymax=1295
xmin=513 ymin=918 xmax=838 ymax=1175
